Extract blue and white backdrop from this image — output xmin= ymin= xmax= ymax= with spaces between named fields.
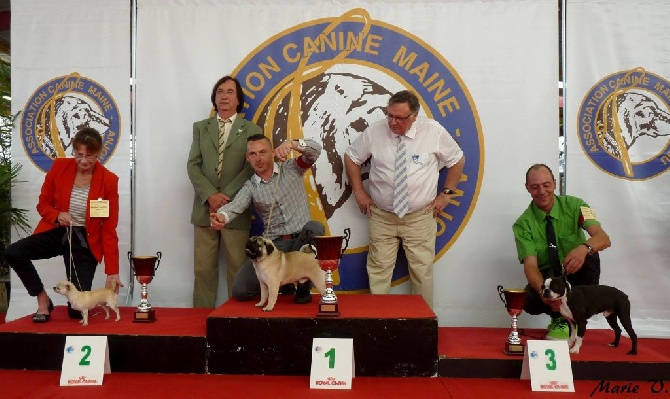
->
xmin=565 ymin=0 xmax=670 ymax=337
xmin=9 ymin=0 xmax=667 ymax=338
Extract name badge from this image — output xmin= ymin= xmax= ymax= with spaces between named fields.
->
xmin=90 ymin=199 xmax=109 ymax=218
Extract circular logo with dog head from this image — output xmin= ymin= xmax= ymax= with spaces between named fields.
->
xmin=577 ymin=67 xmax=670 ymax=180
xmin=235 ymin=8 xmax=483 ymax=291
xmin=20 ymin=72 xmax=121 ymax=172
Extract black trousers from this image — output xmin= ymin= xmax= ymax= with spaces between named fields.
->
xmin=523 ymin=253 xmax=600 ymax=318
xmin=6 ymin=226 xmax=98 ymax=297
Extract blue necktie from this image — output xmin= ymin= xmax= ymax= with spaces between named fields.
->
xmin=393 ymin=137 xmax=409 ymax=218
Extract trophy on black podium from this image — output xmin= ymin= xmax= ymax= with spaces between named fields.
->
xmin=128 ymin=251 xmax=161 ymax=323
xmin=497 ymin=285 xmax=527 ymax=355
xmin=314 ymin=228 xmax=350 ymax=317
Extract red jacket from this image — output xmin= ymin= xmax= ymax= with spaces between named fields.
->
xmin=34 ymin=158 xmax=120 ymax=275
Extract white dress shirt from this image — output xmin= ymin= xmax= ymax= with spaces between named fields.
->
xmin=346 ymin=116 xmax=463 ymax=213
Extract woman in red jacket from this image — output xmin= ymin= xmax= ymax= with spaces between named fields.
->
xmin=7 ymin=127 xmax=122 ymax=322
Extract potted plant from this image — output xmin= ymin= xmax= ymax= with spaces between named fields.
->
xmin=0 ymin=59 xmax=30 ymax=317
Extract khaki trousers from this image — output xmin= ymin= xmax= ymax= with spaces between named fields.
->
xmin=367 ymin=207 xmax=436 ymax=307
xmin=193 ymin=226 xmax=249 ymax=308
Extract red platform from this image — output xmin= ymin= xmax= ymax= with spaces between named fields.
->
xmin=207 ymin=294 xmax=438 ymax=376
xmin=208 ymin=292 xmax=435 ymax=319
xmin=0 ymin=294 xmax=668 ymax=380
xmin=0 ymin=306 xmax=210 ymax=373
xmin=439 ymin=327 xmax=670 ymax=380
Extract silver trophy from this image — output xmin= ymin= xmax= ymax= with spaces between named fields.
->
xmin=314 ymin=228 xmax=350 ymax=317
xmin=497 ymin=285 xmax=527 ymax=355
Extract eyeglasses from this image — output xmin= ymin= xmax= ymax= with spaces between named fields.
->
xmin=386 ymin=113 xmax=413 ymax=122
xmin=73 ymin=153 xmax=98 ymax=161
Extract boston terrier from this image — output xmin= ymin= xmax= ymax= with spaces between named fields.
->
xmin=542 ymin=275 xmax=637 ymax=355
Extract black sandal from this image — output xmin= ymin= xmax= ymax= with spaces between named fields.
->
xmin=32 ymin=298 xmax=54 ymax=323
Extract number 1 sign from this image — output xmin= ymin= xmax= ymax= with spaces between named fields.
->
xmin=310 ymin=338 xmax=354 ymax=389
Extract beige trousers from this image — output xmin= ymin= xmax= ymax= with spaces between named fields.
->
xmin=193 ymin=226 xmax=249 ymax=308
xmin=367 ymin=207 xmax=436 ymax=307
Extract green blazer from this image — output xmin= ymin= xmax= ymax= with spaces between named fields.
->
xmin=187 ymin=114 xmax=261 ymax=228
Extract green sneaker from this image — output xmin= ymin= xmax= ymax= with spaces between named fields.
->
xmin=545 ymin=317 xmax=570 ymax=340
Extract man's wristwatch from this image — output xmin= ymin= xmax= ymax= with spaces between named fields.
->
xmin=294 ymin=139 xmax=306 ymax=148
xmin=442 ymin=188 xmax=456 ymax=195
xmin=583 ymin=243 xmax=594 ymax=255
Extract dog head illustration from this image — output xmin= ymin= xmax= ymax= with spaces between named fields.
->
xmin=39 ymin=94 xmax=111 ymax=158
xmin=258 ymin=72 xmax=390 ymax=219
xmin=598 ymin=90 xmax=670 ymax=159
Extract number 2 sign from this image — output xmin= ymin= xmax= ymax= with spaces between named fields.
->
xmin=310 ymin=338 xmax=354 ymax=390
xmin=60 ymin=336 xmax=110 ymax=386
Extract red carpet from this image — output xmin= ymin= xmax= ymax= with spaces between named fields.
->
xmin=0 ymin=370 xmax=656 ymax=399
xmin=0 ymin=306 xmax=211 ymax=336
xmin=210 ymin=293 xmax=435 ymax=319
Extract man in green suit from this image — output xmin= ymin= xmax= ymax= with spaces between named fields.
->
xmin=187 ymin=76 xmax=261 ymax=308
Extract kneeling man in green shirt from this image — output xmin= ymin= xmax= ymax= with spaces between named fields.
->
xmin=512 ymin=164 xmax=611 ymax=340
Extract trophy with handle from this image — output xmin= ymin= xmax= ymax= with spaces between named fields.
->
xmin=497 ymin=285 xmax=527 ymax=355
xmin=314 ymin=228 xmax=350 ymax=317
xmin=128 ymin=251 xmax=161 ymax=323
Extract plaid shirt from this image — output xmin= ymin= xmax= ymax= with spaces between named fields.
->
xmin=218 ymin=139 xmax=321 ymax=240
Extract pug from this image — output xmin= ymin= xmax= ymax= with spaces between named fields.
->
xmin=53 ymin=280 xmax=120 ymax=326
xmin=246 ymin=236 xmax=326 ymax=311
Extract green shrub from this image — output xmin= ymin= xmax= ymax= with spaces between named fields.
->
xmin=0 ymin=60 xmax=30 ymax=281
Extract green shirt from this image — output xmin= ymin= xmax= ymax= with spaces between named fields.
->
xmin=512 ymin=195 xmax=600 ymax=272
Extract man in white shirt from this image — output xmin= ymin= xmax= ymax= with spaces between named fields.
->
xmin=344 ymin=90 xmax=465 ymax=307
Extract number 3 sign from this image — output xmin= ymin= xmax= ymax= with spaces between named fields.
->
xmin=60 ymin=336 xmax=110 ymax=386
xmin=521 ymin=340 xmax=574 ymax=392
xmin=310 ymin=338 xmax=355 ymax=390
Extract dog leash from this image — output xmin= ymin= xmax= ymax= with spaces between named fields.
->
xmin=65 ymin=224 xmax=107 ymax=318
xmin=65 ymin=224 xmax=83 ymax=291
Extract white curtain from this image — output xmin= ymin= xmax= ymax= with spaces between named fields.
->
xmin=8 ymin=0 xmax=131 ymax=320
xmin=565 ymin=0 xmax=670 ymax=337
